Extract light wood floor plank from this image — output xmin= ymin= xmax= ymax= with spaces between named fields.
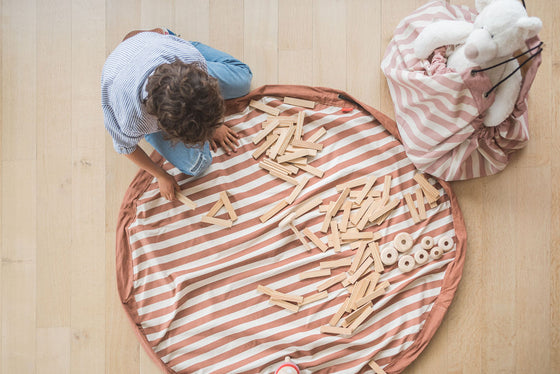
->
xmin=0 ymin=1 xmax=558 ymax=373
xmin=244 ymin=0 xmax=279 ymax=88
xmin=36 ymin=0 xmax=72 ymax=329
xmin=278 ymin=50 xmax=313 ymax=86
xmin=312 ymin=0 xmax=346 ymax=90
xmin=36 ymin=327 xmax=71 ymax=374
xmin=278 ymin=0 xmax=313 ymax=51
xmin=278 ymin=0 xmax=313 ymax=86
xmin=550 ymin=3 xmax=560 ymax=372
xmin=0 ymin=0 xmax=36 ymax=161
xmin=103 ymin=2 xmax=144 ymax=374
xmin=70 ymin=0 xmax=107 ymax=373
xmin=346 ymin=0 xmax=382 ymax=107
xmin=209 ymin=0 xmax=244 ymax=61
xmin=141 ymin=0 xmax=175 ymax=30
xmin=175 ymin=0 xmax=210 ymax=44
xmin=1 ymin=261 xmax=36 ymax=373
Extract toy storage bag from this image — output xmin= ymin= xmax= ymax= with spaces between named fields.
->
xmin=381 ymin=1 xmax=542 ymax=181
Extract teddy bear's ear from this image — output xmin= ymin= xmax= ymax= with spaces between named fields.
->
xmin=516 ymin=16 xmax=543 ymax=39
xmin=475 ymin=0 xmax=494 ymax=13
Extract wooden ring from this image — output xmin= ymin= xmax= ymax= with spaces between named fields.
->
xmin=393 ymin=232 xmax=413 ymax=252
xmin=420 ymin=236 xmax=434 ymax=250
xmin=381 ymin=246 xmax=399 ymax=266
xmin=414 ymin=249 xmax=429 ymax=265
xmin=398 ymin=255 xmax=415 ymax=272
xmin=430 ymin=246 xmax=443 ymax=260
xmin=438 ymin=235 xmax=454 ymax=251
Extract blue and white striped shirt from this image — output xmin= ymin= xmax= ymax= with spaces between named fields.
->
xmin=101 ymin=32 xmax=206 ymax=154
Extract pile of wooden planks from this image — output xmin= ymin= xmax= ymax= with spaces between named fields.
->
xmin=250 ymin=98 xmax=450 ymax=343
xmin=249 ymin=98 xmax=328 ymax=224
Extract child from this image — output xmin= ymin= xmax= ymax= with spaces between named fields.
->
xmin=101 ymin=28 xmax=253 ymax=201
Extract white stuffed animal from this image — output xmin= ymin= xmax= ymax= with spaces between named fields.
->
xmin=414 ymin=0 xmax=542 ymax=127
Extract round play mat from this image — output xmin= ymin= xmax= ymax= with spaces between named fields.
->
xmin=115 ymin=85 xmax=466 ymax=373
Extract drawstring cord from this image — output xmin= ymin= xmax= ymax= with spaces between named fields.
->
xmin=470 ymin=41 xmax=544 ymax=97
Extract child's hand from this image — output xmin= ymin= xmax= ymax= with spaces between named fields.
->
xmin=157 ymin=172 xmax=180 ymax=201
xmin=210 ymin=124 xmax=239 ymax=156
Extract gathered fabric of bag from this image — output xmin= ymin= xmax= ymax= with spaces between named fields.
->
xmin=381 ymin=1 xmax=542 ymax=181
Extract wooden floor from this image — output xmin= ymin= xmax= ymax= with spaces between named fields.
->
xmin=1 ymin=0 xmax=558 ymax=373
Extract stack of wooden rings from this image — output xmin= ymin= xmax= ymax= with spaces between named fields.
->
xmin=380 ymin=232 xmax=455 ymax=273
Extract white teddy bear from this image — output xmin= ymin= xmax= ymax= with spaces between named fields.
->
xmin=414 ymin=0 xmax=542 ymax=127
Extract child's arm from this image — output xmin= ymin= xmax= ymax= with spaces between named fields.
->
xmin=189 ymin=42 xmax=253 ymax=100
xmin=124 ymin=147 xmax=179 ymax=201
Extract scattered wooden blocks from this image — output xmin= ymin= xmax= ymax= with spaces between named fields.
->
xmin=269 ymin=299 xmax=299 ymax=313
xmin=355 ymin=280 xmax=390 ymax=309
xmin=329 ymin=298 xmax=351 ymax=326
xmin=340 ymin=231 xmax=377 ymax=242
xmin=307 ymin=127 xmax=327 ymax=143
xmin=295 ymin=111 xmax=305 ymax=140
xmin=369 ymin=198 xmax=400 ymax=224
xmin=351 ymin=196 xmax=376 ymax=226
xmin=260 ymin=200 xmax=289 ymax=223
xmin=413 ymin=172 xmax=440 ymax=206
xmin=348 ymin=304 xmax=374 ymax=332
xmin=342 ymin=302 xmax=370 ymax=326
xmin=286 ymin=176 xmax=310 ymax=204
xmin=369 ymin=242 xmax=384 ymax=273
xmin=320 ymin=325 xmax=352 ymax=336
xmin=301 ymin=291 xmax=328 ymax=306
xmin=250 ymin=99 xmax=281 ymax=116
xmin=302 ymin=228 xmax=328 ymax=252
xmin=347 ymin=279 xmax=370 ymax=312
xmin=292 ymin=197 xmax=323 ymax=221
xmin=331 ymin=221 xmax=341 ymax=252
xmin=201 ymin=191 xmax=238 ymax=227
xmin=368 ymin=359 xmax=387 ymax=374
xmin=276 ymin=149 xmax=317 ymax=164
xmin=220 ymin=191 xmax=237 ymax=221
xmin=340 ymin=200 xmax=352 ymax=232
xmin=299 ymin=268 xmax=331 ymax=280
xmin=207 ymin=199 xmax=224 ymax=217
xmin=349 ymin=241 xmax=368 ymax=274
xmin=291 ymin=139 xmax=323 ymax=151
xmin=284 ymin=96 xmax=316 ymax=109
xmin=292 ymin=163 xmax=324 ymax=178
xmin=344 ymin=257 xmax=373 ymax=286
xmin=290 ymin=223 xmax=312 ymax=251
xmin=415 ymin=187 xmax=427 ymax=220
xmin=320 ymin=257 xmax=353 ymax=269
xmin=252 ymin=133 xmax=279 ymax=159
xmin=253 ymin=118 xmax=281 ymax=144
xmin=269 ymin=169 xmax=299 ymax=185
xmin=382 ymin=175 xmax=392 ymax=202
xmin=175 ymin=191 xmax=197 ymax=209
xmin=258 ymin=285 xmax=304 ymax=312
xmin=200 ymin=215 xmax=233 ymax=228
xmin=317 ymin=272 xmax=346 ymax=292
xmin=355 ymin=175 xmax=376 ymax=205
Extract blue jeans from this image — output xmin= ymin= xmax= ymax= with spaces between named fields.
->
xmin=145 ymin=134 xmax=213 ymax=177
xmin=147 ymin=38 xmax=253 ymax=176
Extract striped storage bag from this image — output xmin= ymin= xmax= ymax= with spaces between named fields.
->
xmin=116 ymin=85 xmax=466 ymax=373
xmin=381 ymin=1 xmax=542 ymax=180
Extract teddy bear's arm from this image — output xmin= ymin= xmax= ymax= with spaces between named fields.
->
xmin=414 ymin=20 xmax=474 ymax=59
xmin=482 ymin=62 xmax=523 ymax=127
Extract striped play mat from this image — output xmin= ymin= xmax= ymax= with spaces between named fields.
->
xmin=381 ymin=1 xmax=542 ymax=181
xmin=116 ymin=85 xmax=466 ymax=374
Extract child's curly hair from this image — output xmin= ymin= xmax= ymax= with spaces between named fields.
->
xmin=144 ymin=60 xmax=224 ymax=146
